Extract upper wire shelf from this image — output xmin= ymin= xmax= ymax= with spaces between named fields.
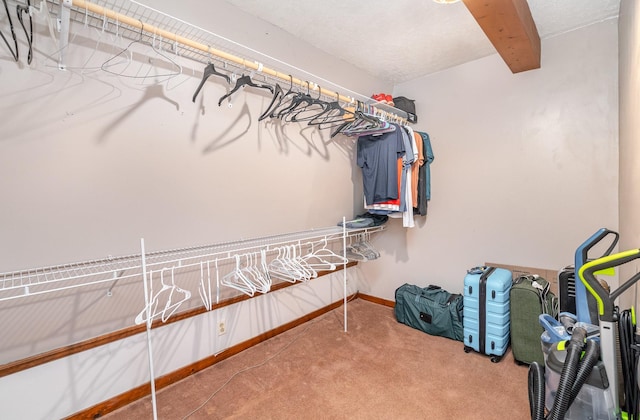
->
xmin=0 ymin=225 xmax=384 ymax=302
xmin=47 ymin=0 xmax=410 ymax=121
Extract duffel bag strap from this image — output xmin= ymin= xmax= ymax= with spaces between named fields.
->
xmin=446 ymin=293 xmax=461 ymax=305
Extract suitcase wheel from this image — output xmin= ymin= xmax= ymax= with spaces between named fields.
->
xmin=463 ymin=346 xmax=472 ymax=353
xmin=490 ymin=355 xmax=503 ymax=363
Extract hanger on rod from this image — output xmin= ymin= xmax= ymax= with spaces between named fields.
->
xmin=241 ymin=252 xmax=271 ymax=293
xmin=192 ymin=56 xmax=231 ymax=102
xmin=198 ymin=261 xmax=212 ymax=311
xmin=218 ymin=72 xmax=274 ymax=107
xmin=101 ymin=21 xmax=181 ymax=79
xmin=310 ymin=237 xmax=349 ymax=265
xmin=258 ymin=82 xmax=283 ymax=121
xmin=15 ymin=0 xmax=32 ymax=64
xmin=263 ymin=75 xmax=300 ymax=120
xmin=301 ymin=241 xmax=337 ymax=272
xmin=221 ymin=255 xmax=256 ymax=296
xmin=284 ymin=84 xmax=328 ymax=123
xmin=306 ymin=92 xmax=356 ymax=130
xmin=275 ymin=80 xmax=315 ymax=120
xmin=0 ymin=0 xmax=18 ymax=62
xmin=268 ymin=246 xmax=301 ymax=283
xmin=135 ymin=269 xmax=172 ymax=325
xmin=161 ymin=267 xmax=191 ymax=322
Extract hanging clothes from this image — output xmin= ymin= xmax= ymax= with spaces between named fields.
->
xmin=356 ymin=124 xmax=405 ymax=206
xmin=415 ymin=131 xmax=434 ymax=216
xmin=355 ymin=118 xmax=434 ymax=228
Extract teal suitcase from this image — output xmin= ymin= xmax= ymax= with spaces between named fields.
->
xmin=463 ymin=266 xmax=513 ymax=362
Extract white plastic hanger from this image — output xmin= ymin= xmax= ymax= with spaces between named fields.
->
xmin=135 ymin=268 xmax=172 ymax=325
xmin=221 ymin=255 xmax=256 ymax=296
xmin=301 ymin=241 xmax=337 ymax=271
xmin=268 ymin=246 xmax=300 ymax=283
xmin=198 ymin=261 xmax=213 ymax=311
xmin=161 ymin=267 xmax=191 ymax=322
xmin=311 ymin=238 xmax=349 ymax=265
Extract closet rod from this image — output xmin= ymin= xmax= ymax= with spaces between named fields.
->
xmin=68 ymin=0 xmax=406 ymax=123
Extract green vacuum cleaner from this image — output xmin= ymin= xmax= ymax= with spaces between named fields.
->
xmin=529 ymin=248 xmax=640 ymax=420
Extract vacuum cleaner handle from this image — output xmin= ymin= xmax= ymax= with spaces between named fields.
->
xmin=576 ymin=228 xmax=619 ymax=268
xmin=579 ymin=248 xmax=640 ymax=322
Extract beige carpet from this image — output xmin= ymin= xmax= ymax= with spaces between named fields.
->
xmin=103 ymin=299 xmax=530 ymax=419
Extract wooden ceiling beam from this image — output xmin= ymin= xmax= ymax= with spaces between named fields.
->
xmin=462 ymin=0 xmax=541 ymax=73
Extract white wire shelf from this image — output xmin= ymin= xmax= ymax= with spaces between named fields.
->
xmin=0 ymin=224 xmax=384 ymax=302
xmin=41 ymin=0 xmax=410 ymax=120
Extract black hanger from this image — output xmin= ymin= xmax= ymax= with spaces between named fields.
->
xmin=16 ymin=0 xmax=32 ymax=65
xmin=265 ymin=75 xmax=299 ymax=119
xmin=287 ymin=85 xmax=328 ymax=123
xmin=308 ymin=95 xmax=355 ymax=130
xmin=1 ymin=0 xmax=18 ymax=62
xmin=218 ymin=73 xmax=274 ymax=107
xmin=258 ymin=82 xmax=283 ymax=121
xmin=192 ymin=62 xmax=230 ymax=102
xmin=276 ymin=81 xmax=315 ymax=120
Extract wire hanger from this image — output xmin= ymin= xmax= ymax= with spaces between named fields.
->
xmin=0 ymin=0 xmax=18 ymax=62
xmin=101 ymin=22 xmax=181 ymax=79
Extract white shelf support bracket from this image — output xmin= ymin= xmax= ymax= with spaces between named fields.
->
xmin=57 ymin=0 xmax=72 ymax=70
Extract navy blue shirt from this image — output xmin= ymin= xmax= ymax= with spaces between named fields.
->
xmin=356 ymin=125 xmax=406 ymax=205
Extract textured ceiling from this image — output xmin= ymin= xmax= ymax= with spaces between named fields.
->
xmin=222 ymin=0 xmax=620 ymax=84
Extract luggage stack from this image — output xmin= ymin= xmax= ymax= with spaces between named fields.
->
xmin=463 ymin=266 xmax=512 ymax=363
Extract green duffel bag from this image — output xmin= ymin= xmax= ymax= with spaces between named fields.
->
xmin=510 ymin=275 xmax=558 ymax=365
xmin=394 ymin=283 xmax=464 ymax=341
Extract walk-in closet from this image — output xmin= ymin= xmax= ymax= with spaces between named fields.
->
xmin=0 ymin=0 xmax=637 ymax=419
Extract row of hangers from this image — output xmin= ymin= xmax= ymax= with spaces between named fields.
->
xmin=190 ymin=61 xmax=407 ymax=137
xmin=345 ymin=233 xmax=381 ymax=262
xmin=1 ymin=0 xmax=33 ymax=64
xmin=135 ymin=267 xmax=192 ymax=326
xmin=1 ymin=2 xmax=408 ymax=138
xmin=134 ymin=234 xmax=372 ymax=323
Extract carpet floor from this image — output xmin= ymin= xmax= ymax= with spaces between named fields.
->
xmin=103 ymin=298 xmax=530 ymax=419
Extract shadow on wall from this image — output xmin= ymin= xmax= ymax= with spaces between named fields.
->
xmin=98 ymin=84 xmax=180 ymax=143
xmin=201 ymin=101 xmax=252 ymax=154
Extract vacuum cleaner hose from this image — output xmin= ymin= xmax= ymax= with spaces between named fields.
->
xmin=548 ymin=327 xmax=588 ymax=420
xmin=528 ymin=361 xmax=546 ymax=420
xmin=568 ymin=338 xmax=600 ymax=407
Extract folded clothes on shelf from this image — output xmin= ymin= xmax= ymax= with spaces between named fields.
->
xmin=338 ymin=212 xmax=388 ymax=229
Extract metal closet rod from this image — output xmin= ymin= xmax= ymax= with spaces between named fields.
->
xmin=69 ymin=0 xmax=406 ymax=122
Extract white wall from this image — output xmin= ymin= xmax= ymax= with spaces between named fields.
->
xmin=0 ymin=0 xmax=389 ymax=273
xmin=0 ymin=1 xmax=387 ymax=417
xmin=360 ymin=19 xmax=619 ymax=300
xmin=619 ymin=0 xmax=640 ymax=309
